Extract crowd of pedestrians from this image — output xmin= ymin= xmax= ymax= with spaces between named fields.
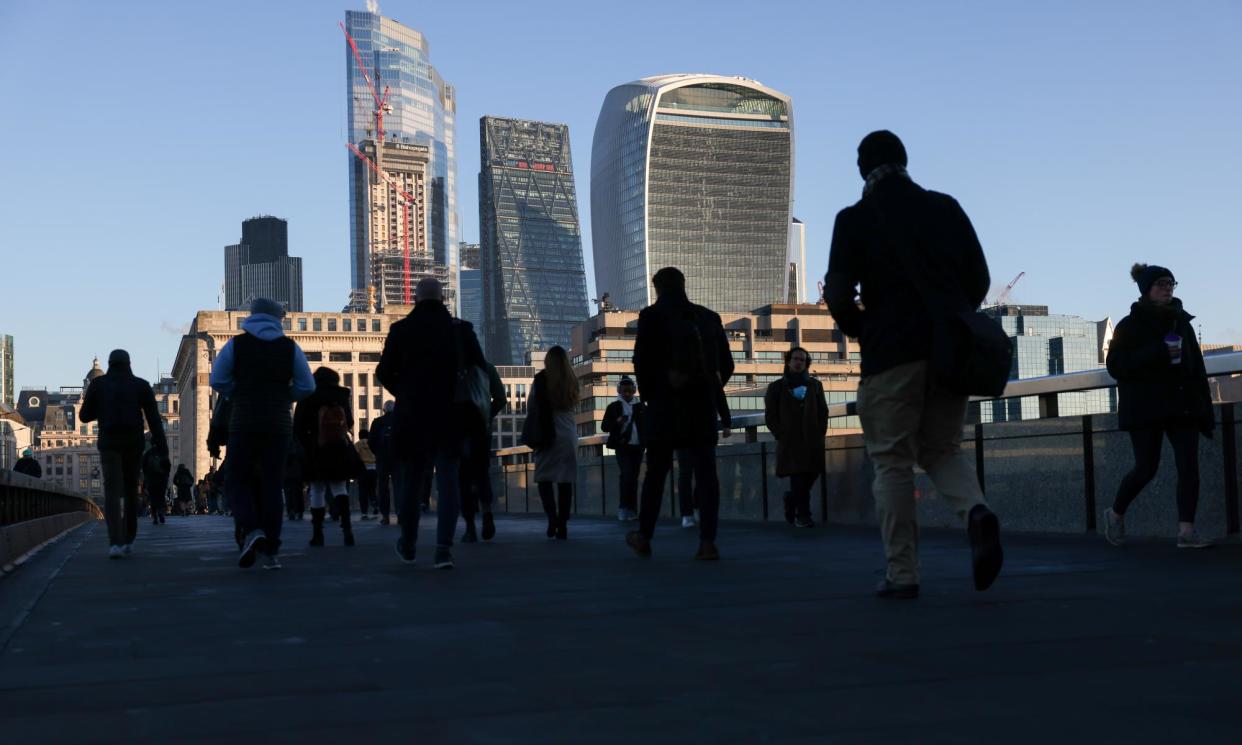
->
xmin=34 ymin=129 xmax=1220 ymax=598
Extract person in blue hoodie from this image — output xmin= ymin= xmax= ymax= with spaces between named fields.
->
xmin=210 ymin=297 xmax=315 ymax=570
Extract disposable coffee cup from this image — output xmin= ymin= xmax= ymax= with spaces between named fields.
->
xmin=1164 ymin=333 xmax=1182 ymax=364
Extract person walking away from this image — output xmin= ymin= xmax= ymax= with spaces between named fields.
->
xmin=377 ymin=277 xmax=485 ymax=569
xmin=141 ymin=438 xmax=171 ymax=525
xmin=1102 ymin=264 xmax=1215 ymax=548
xmin=284 ymin=442 xmax=305 ymax=521
xmin=602 ymin=377 xmax=645 ymax=522
xmin=765 ymin=347 xmax=829 ymax=528
xmin=460 ymin=361 xmax=506 ymax=543
xmin=210 ymin=297 xmax=315 ymax=569
xmin=173 ymin=464 xmax=194 ymax=517
xmin=356 ymin=429 xmax=377 ymax=520
xmin=294 ymin=367 xmax=359 ymax=547
xmin=13 ymin=449 xmax=41 ymax=478
xmin=825 ymin=130 xmax=1002 ymax=599
xmin=626 ymin=267 xmax=735 ymax=560
xmin=79 ymin=349 xmax=169 ymax=558
xmin=675 ymin=386 xmax=733 ymax=529
xmin=369 ymin=401 xmax=395 ymax=524
xmin=521 ymin=346 xmax=579 ymax=540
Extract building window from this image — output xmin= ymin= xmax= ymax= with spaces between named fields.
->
xmin=371 ymin=319 xmax=381 ymax=332
xmin=282 ymin=318 xmax=292 ymax=330
xmin=359 ymin=352 xmax=380 ymax=363
xmin=344 ymin=319 xmax=352 ymax=332
xmin=297 ymin=318 xmax=307 ymax=332
xmin=344 ymin=373 xmax=353 ymax=387
xmin=358 ymin=395 xmax=367 ymax=410
xmin=305 ymin=352 xmax=322 ymax=362
xmin=329 ymin=352 xmax=352 ymax=362
xmin=357 ymin=372 xmax=368 ymax=386
xmin=373 ymin=395 xmax=382 ymax=409
xmin=312 ymin=318 xmax=322 ymax=332
xmin=328 ymin=319 xmax=338 ymax=332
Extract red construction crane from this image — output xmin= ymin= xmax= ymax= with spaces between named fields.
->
xmin=348 ymin=143 xmax=414 ymax=304
xmin=994 ymin=271 xmax=1025 ymax=306
xmin=340 ymin=21 xmax=392 ymax=146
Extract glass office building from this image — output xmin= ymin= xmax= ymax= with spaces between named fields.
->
xmin=591 ymin=75 xmax=794 ymax=312
xmin=344 ymin=10 xmax=457 ymax=307
xmin=458 ymin=241 xmax=484 ymax=343
xmin=479 ymin=117 xmax=589 ymax=364
xmin=977 ymin=305 xmax=1117 ymax=422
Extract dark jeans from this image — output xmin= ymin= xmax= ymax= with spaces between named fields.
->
xmin=100 ymin=443 xmax=142 ymax=546
xmin=1113 ymin=419 xmax=1201 ymax=523
xmin=640 ymin=443 xmax=719 ymax=542
xmin=396 ymin=442 xmax=462 ymax=549
xmin=375 ymin=461 xmax=393 ymax=518
xmin=284 ymin=479 xmax=304 ymax=517
xmin=358 ymin=468 xmax=377 ymax=514
xmin=614 ymin=445 xmax=644 ymax=512
xmin=460 ymin=444 xmax=494 ymax=520
xmin=225 ymin=431 xmax=289 ymax=555
xmin=788 ymin=472 xmax=819 ymax=520
xmin=676 ymin=448 xmax=696 ymax=517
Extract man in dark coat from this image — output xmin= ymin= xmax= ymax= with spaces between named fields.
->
xmin=377 ymin=277 xmax=486 ymax=569
xmin=601 ymin=377 xmax=645 ymax=522
xmin=824 ymin=130 xmax=1002 ymax=599
xmin=368 ymin=401 xmax=395 ymax=524
xmin=210 ymin=297 xmax=316 ymax=569
xmin=626 ymin=267 xmax=735 ymax=561
xmin=459 ymin=361 xmax=507 ymax=543
xmin=173 ymin=464 xmax=194 ymax=515
xmin=79 ymin=349 xmax=169 ymax=558
xmin=141 ymin=438 xmax=171 ymax=524
xmin=13 ymin=449 xmax=41 ymax=478
xmin=292 ymin=366 xmax=357 ymax=547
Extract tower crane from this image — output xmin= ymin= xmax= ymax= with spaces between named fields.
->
xmin=993 ymin=271 xmax=1025 ymax=306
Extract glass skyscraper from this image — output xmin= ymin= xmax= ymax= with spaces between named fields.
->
xmin=976 ymin=304 xmax=1117 ymax=422
xmin=479 ymin=117 xmax=589 ymax=364
xmin=224 ymin=216 xmax=303 ymax=312
xmin=591 ymin=75 xmax=794 ymax=313
xmin=344 ymin=10 xmax=456 ymax=309
xmin=0 ymin=334 xmax=13 ymax=408
xmin=458 ymin=241 xmax=484 ymax=343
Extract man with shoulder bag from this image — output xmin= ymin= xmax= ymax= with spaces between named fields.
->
xmin=601 ymin=377 xmax=645 ymax=522
xmin=825 ymin=130 xmax=1007 ymax=599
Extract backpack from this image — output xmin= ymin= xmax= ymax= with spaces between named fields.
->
xmin=317 ymin=402 xmax=348 ymax=447
xmin=666 ymin=308 xmax=707 ymax=390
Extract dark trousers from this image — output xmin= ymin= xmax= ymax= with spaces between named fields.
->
xmin=100 ymin=443 xmax=142 ymax=546
xmin=614 ymin=445 xmax=644 ymax=512
xmin=640 ymin=443 xmax=719 ymax=542
xmin=284 ymin=479 xmax=304 ymax=517
xmin=395 ymin=442 xmax=462 ymax=549
xmin=1113 ymin=420 xmax=1201 ymax=523
xmin=538 ymin=481 xmax=573 ymax=524
xmin=225 ymin=432 xmax=289 ymax=555
xmin=788 ymin=472 xmax=819 ymax=520
xmin=358 ymin=468 xmax=377 ymax=514
xmin=460 ymin=445 xmax=494 ymax=520
xmin=676 ymin=448 xmax=696 ymax=517
xmin=375 ymin=461 xmax=393 ymax=518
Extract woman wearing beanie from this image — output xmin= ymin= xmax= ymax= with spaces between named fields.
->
xmin=1103 ymin=264 xmax=1215 ymax=548
xmin=764 ymin=347 xmax=829 ymax=528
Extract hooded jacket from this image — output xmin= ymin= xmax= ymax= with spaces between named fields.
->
xmin=79 ymin=360 xmax=168 ymax=453
xmin=210 ymin=313 xmax=315 ymax=434
xmin=1106 ymin=299 xmax=1214 ymax=435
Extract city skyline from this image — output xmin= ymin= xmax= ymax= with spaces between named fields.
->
xmin=2 ymin=1 xmax=1240 ymax=390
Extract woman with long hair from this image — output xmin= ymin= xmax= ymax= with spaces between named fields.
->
xmin=1103 ymin=263 xmax=1214 ymax=548
xmin=522 ymin=345 xmax=580 ymax=540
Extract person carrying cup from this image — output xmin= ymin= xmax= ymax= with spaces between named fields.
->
xmin=1103 ymin=263 xmax=1215 ymax=548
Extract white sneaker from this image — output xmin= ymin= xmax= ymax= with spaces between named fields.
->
xmin=108 ymin=545 xmax=123 ymax=559
xmin=617 ymin=509 xmax=628 ymax=521
xmin=122 ymin=544 xmax=133 ymax=556
xmin=262 ymin=554 xmax=282 ymax=570
xmin=681 ymin=516 xmax=696 ymax=529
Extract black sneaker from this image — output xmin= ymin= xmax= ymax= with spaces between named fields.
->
xmin=546 ymin=519 xmax=557 ymax=539
xmin=394 ymin=538 xmax=416 ymax=564
xmin=794 ymin=516 xmax=815 ymax=529
xmin=626 ymin=530 xmax=652 ymax=558
xmin=433 ymin=548 xmax=454 ymax=570
xmin=783 ymin=492 xmax=795 ymax=525
xmin=462 ymin=524 xmax=478 ymax=543
xmin=238 ymin=531 xmax=267 ymax=569
xmin=481 ymin=513 xmax=496 ymax=541
xmin=968 ymin=505 xmax=1003 ymax=591
xmin=876 ymin=580 xmax=919 ymax=599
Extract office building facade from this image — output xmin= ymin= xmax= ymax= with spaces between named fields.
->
xmin=787 ymin=218 xmax=806 ymax=304
xmin=479 ymin=117 xmax=588 ymax=364
xmin=224 ymin=216 xmax=303 ymax=312
xmin=591 ymin=75 xmax=794 ymax=313
xmin=458 ymin=241 xmax=484 ymax=339
xmin=345 ymin=10 xmax=457 ymax=311
xmin=0 ymin=334 xmax=13 ymax=408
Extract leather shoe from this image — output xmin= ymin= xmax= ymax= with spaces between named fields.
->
xmin=968 ymin=505 xmax=1003 ymax=591
xmin=625 ymin=530 xmax=652 ymax=557
xmin=875 ymin=580 xmax=919 ymax=599
xmin=693 ymin=542 xmax=720 ymax=561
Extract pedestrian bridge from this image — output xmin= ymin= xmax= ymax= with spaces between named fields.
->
xmin=2 ymin=513 xmax=1241 ymax=742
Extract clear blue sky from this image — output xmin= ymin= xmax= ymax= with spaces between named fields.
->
xmin=2 ymin=0 xmax=1239 ymax=390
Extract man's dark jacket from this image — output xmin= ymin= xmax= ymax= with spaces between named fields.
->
xmin=13 ymin=456 xmax=41 ymax=478
xmin=601 ymin=399 xmax=646 ymax=450
xmin=1106 ymin=299 xmax=1214 ymax=435
xmin=376 ymin=300 xmax=486 ymax=458
xmin=173 ymin=465 xmax=194 ymax=499
xmin=367 ymin=412 xmax=394 ymax=464
xmin=79 ymin=362 xmax=168 ymax=454
xmin=633 ymin=290 xmax=735 ymax=448
xmin=825 ymin=175 xmax=990 ymax=377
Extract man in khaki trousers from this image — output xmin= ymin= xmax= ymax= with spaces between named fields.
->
xmin=825 ymin=130 xmax=1004 ymax=598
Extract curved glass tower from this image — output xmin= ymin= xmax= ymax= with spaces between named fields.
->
xmin=590 ymin=75 xmax=794 ymax=312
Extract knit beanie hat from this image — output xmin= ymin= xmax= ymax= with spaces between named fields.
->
xmin=1131 ymin=263 xmax=1175 ymax=296
xmin=249 ymin=297 xmax=286 ymax=318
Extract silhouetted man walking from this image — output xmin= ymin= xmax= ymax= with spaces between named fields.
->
xmin=80 ymin=349 xmax=169 ymax=558
xmin=626 ymin=267 xmax=734 ymax=560
xmin=825 ymin=130 xmax=1002 ymax=598
xmin=210 ymin=297 xmax=315 ymax=569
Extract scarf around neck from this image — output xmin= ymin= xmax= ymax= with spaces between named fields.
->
xmin=863 ymin=164 xmax=910 ymax=197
